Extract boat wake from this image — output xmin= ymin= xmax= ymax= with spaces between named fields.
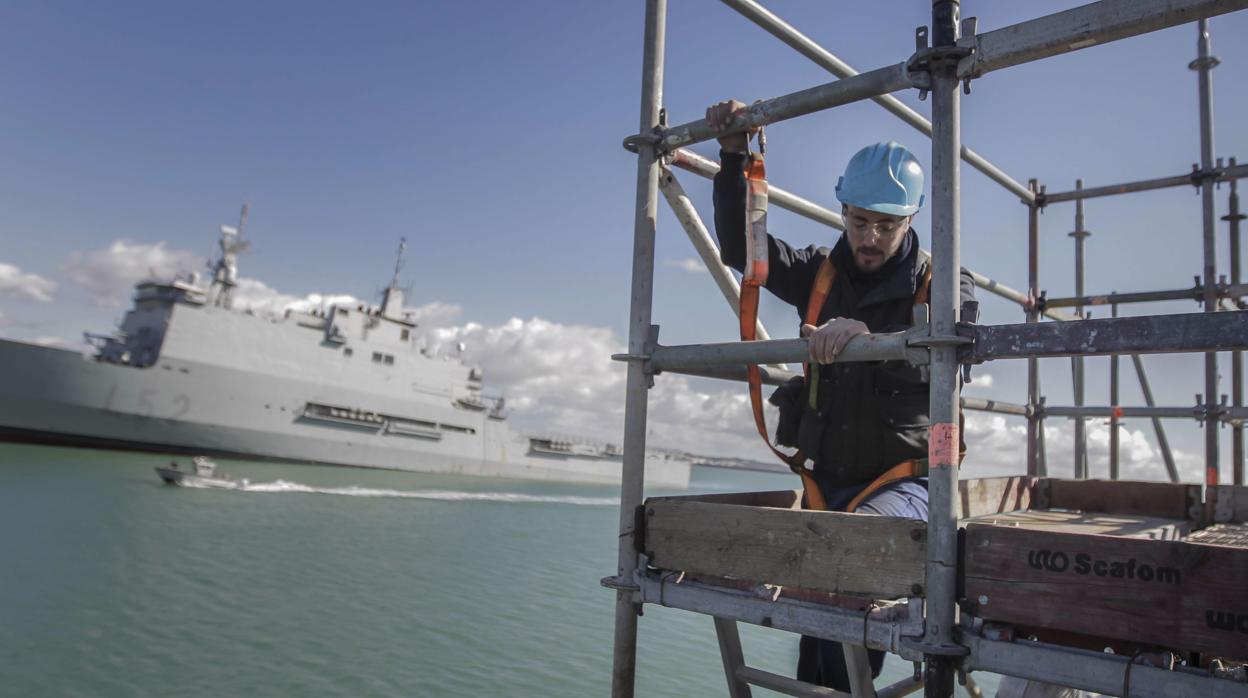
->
xmin=183 ymin=479 xmax=619 ymax=506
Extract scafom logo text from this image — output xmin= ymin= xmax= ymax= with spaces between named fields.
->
xmin=1206 ymin=611 xmax=1248 ymax=634
xmin=1026 ymin=549 xmax=1181 ymax=584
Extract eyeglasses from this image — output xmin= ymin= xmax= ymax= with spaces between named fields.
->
xmin=846 ymin=216 xmax=908 ymax=239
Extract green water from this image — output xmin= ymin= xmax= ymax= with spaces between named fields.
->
xmin=1 ymin=444 xmax=992 ymax=697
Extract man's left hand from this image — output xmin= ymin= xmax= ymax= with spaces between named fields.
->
xmin=801 ymin=318 xmax=869 ymax=363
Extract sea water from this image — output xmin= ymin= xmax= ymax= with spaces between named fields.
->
xmin=0 ymin=444 xmax=995 ymax=696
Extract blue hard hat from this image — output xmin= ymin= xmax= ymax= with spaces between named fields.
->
xmin=835 ymin=141 xmax=925 ymax=217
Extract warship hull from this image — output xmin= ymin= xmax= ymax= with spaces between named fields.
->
xmin=0 ymin=339 xmax=691 ymax=488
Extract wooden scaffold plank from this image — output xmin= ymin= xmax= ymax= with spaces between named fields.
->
xmin=643 ymin=497 xmax=926 ymax=599
xmin=964 ymin=524 xmax=1248 ymax=660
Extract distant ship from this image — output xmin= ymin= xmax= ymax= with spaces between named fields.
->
xmin=0 ymin=213 xmax=691 ymax=488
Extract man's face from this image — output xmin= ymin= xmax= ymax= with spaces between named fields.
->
xmin=842 ymin=204 xmax=912 ymax=272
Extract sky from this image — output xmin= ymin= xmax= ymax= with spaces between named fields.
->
xmin=2 ymin=1 xmax=1246 ymax=482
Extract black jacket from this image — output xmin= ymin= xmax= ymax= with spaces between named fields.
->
xmin=713 ymin=151 xmax=975 ymax=488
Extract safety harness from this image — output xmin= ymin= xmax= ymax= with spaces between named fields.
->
xmin=739 ymin=134 xmax=937 ymax=513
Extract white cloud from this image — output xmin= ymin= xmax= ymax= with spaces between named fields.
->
xmin=229 ymin=277 xmax=361 ymax=318
xmin=407 ymin=301 xmax=462 ymax=328
xmin=959 ymin=411 xmax=1202 ymax=483
xmin=422 ymin=315 xmax=766 ymax=457
xmin=62 ymin=240 xmax=203 ymax=307
xmin=665 ymin=258 xmax=708 ymax=274
xmin=0 ymin=262 xmax=57 ymax=303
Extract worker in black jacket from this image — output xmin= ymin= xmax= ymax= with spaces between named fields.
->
xmin=707 ymin=99 xmax=975 ymax=691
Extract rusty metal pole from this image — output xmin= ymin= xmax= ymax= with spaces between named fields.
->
xmin=610 ymin=1 xmax=665 ymax=695
xmin=1191 ymin=18 xmax=1220 ymax=519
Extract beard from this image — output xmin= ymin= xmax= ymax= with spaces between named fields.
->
xmin=854 ymin=246 xmax=887 ymax=270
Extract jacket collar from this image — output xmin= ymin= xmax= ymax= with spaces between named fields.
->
xmin=830 ymin=229 xmax=924 ymax=309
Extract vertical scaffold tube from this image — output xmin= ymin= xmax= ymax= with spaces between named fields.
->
xmin=1026 ymin=179 xmax=1044 ymax=477
xmin=1110 ymin=303 xmax=1120 ymax=480
xmin=1228 ymin=163 xmax=1245 ymax=485
xmin=612 ymin=1 xmax=665 ymax=695
xmin=924 ymin=2 xmax=962 ymax=696
xmin=1070 ymin=180 xmax=1089 ymax=478
xmin=1193 ymin=18 xmax=1219 ymax=521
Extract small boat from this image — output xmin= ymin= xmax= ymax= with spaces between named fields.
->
xmin=155 ymin=456 xmax=249 ymax=490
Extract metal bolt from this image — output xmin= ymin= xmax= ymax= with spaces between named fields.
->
xmin=978 ymin=595 xmax=989 ymax=606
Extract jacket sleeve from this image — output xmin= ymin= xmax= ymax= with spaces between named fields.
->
xmin=960 ymin=267 xmax=977 ymax=313
xmin=713 ymin=150 xmax=823 ymax=309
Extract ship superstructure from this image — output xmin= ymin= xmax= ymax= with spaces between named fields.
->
xmin=0 ymin=220 xmax=691 ymax=488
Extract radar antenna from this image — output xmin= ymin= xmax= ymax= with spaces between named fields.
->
xmin=391 ymin=236 xmax=406 ymax=288
xmin=207 ymin=203 xmax=251 ymax=309
xmin=379 ymin=236 xmax=409 ymax=320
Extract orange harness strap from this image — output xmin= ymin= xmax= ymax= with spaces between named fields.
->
xmin=843 ymin=458 xmax=928 ymax=513
xmin=741 ymin=147 xmax=829 ymax=511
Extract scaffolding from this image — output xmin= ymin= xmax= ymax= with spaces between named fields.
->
xmin=607 ymin=2 xmax=1248 ymax=697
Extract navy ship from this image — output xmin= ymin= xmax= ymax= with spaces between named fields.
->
xmin=0 ymin=217 xmax=691 ymax=487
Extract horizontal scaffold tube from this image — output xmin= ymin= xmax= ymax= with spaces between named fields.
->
xmin=968 ymin=311 xmax=1248 ymax=362
xmin=1043 ymin=405 xmax=1201 ymax=419
xmin=647 ymin=331 xmax=925 ymax=374
xmin=657 ymin=363 xmax=1029 ymax=417
xmin=636 ymin=572 xmax=925 ymax=661
xmin=654 ymin=63 xmax=915 ymax=151
xmin=966 ymin=270 xmax=1079 ymax=322
xmin=1045 ymin=405 xmax=1248 ymax=422
xmin=1044 ymin=282 xmax=1248 ymax=309
xmin=1043 ymin=163 xmax=1248 ymax=204
xmin=965 ymin=635 xmax=1248 ymax=698
xmin=961 ymin=397 xmax=1029 ymax=416
xmin=958 ymin=0 xmax=1248 ymax=79
xmin=720 ymin=0 xmax=1033 ymax=203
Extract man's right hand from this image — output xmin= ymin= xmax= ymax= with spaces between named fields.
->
xmin=706 ymin=100 xmax=754 ymax=154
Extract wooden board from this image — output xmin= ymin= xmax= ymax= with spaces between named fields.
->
xmin=645 ymin=489 xmax=802 ymax=509
xmin=964 ymin=524 xmax=1248 ymax=659
xmin=1187 ymin=523 xmax=1248 ymax=548
xmin=958 ymin=476 xmax=1032 ymax=519
xmin=1213 ymin=485 xmax=1248 ymax=524
xmin=643 ymin=499 xmax=925 ymax=599
xmin=1036 ymin=478 xmax=1200 ymax=522
xmin=962 ymin=510 xmax=1191 ymax=540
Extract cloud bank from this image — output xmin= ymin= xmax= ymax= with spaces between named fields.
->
xmin=0 ymin=262 xmax=57 ymax=303
xmin=62 ymin=240 xmax=203 ymax=307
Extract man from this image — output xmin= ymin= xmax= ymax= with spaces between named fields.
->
xmin=707 ymin=99 xmax=975 ymax=690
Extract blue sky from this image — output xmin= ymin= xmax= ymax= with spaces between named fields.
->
xmin=2 ymin=2 xmax=1246 ymax=476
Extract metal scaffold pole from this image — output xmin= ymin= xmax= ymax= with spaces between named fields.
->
xmin=1226 ymin=157 xmax=1245 ymax=485
xmin=1110 ymin=302 xmax=1120 ymax=480
xmin=1070 ymin=180 xmax=1089 ymax=478
xmin=611 ymin=1 xmax=665 ymax=695
xmin=1192 ymin=18 xmax=1220 ymax=520
xmin=1027 ymin=179 xmax=1045 ymax=477
xmin=921 ymin=2 xmax=964 ymax=695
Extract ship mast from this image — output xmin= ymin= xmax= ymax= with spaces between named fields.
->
xmin=380 ymin=236 xmax=407 ymax=320
xmin=207 ymin=203 xmax=250 ymax=309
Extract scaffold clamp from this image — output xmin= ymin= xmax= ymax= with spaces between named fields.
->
xmin=907 ymin=18 xmax=977 ymax=100
xmin=622 ymin=129 xmax=662 ymax=154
